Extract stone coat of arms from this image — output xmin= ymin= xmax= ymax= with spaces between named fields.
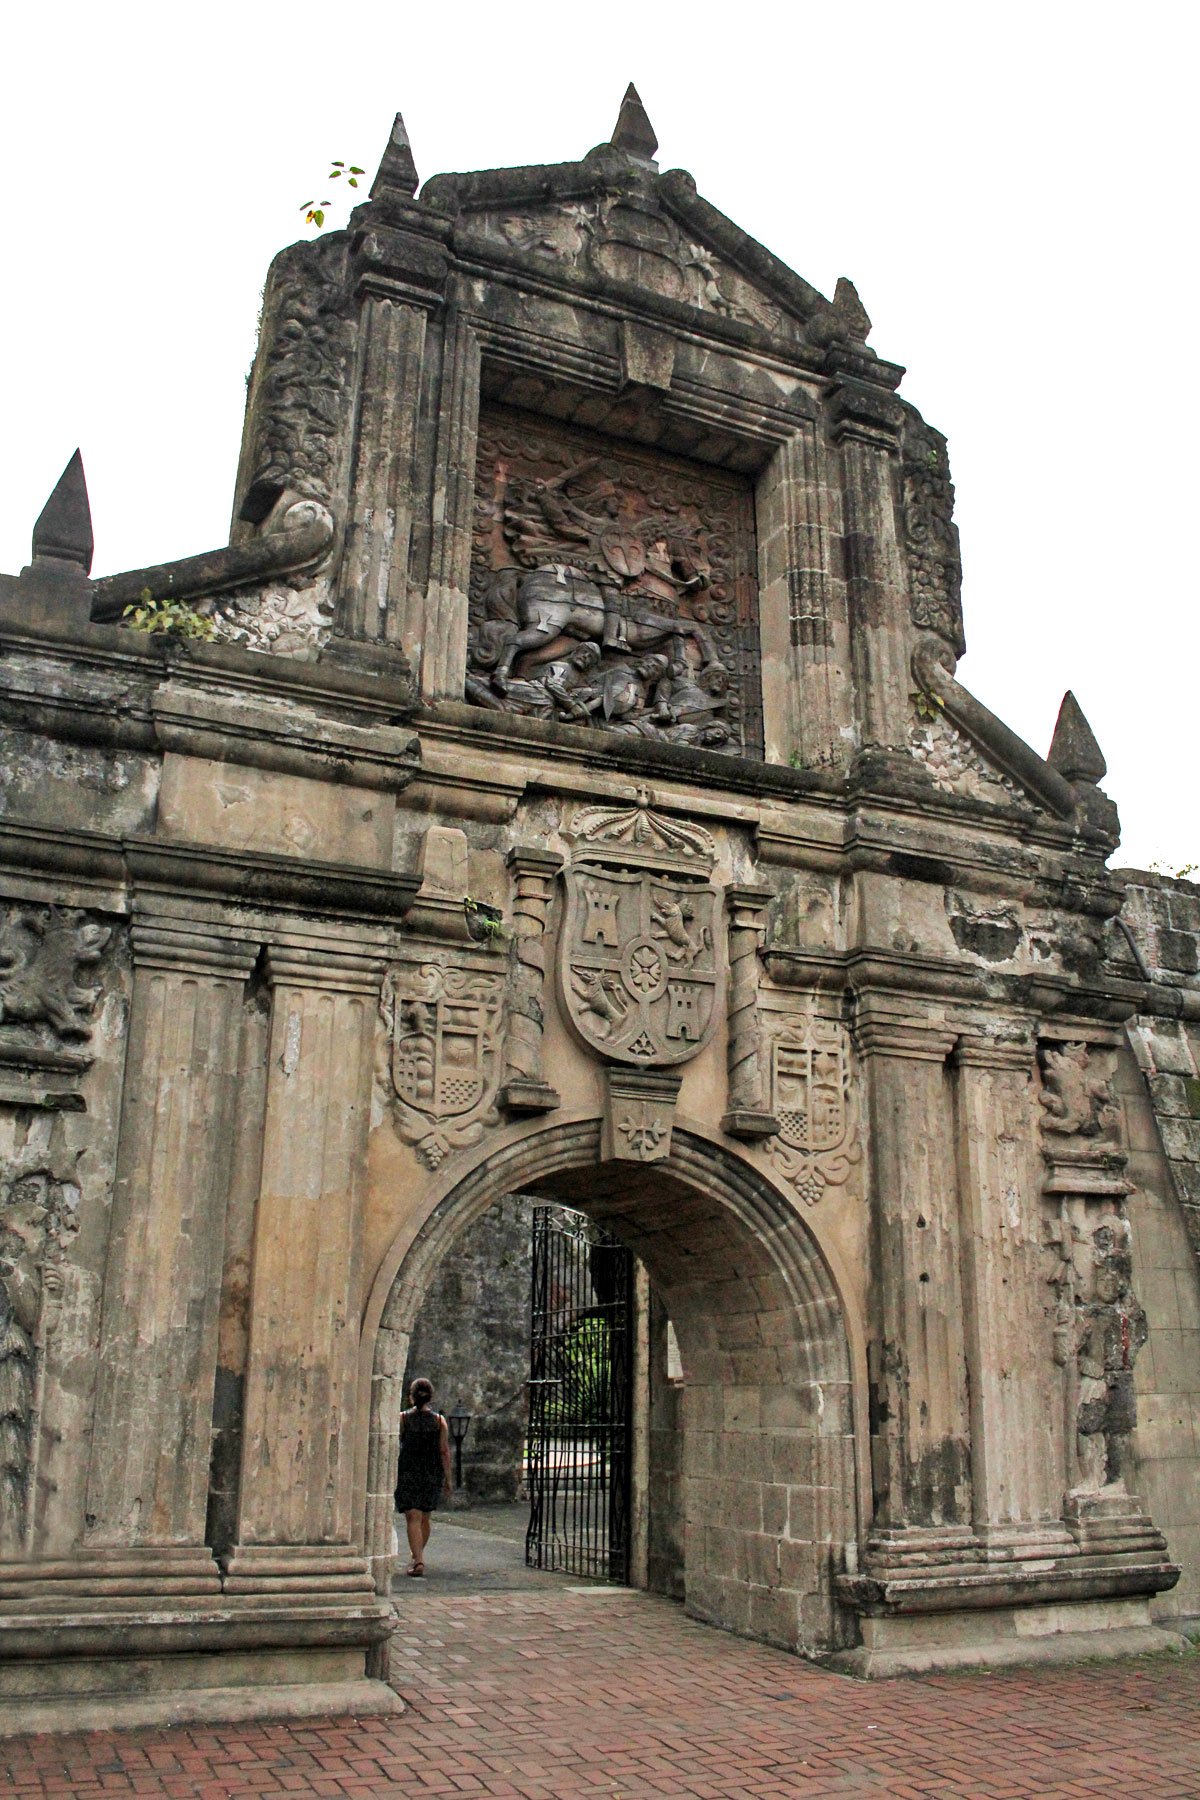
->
xmin=768 ymin=1009 xmax=859 ymax=1206
xmin=380 ymin=962 xmax=504 ymax=1169
xmin=560 ymin=803 xmax=723 ymax=1067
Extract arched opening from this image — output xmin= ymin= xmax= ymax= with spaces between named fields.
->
xmin=364 ymin=1122 xmax=860 ymax=1656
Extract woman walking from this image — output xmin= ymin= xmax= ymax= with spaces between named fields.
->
xmin=394 ymin=1377 xmax=452 ymax=1576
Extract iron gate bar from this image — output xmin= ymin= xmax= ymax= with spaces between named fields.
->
xmin=525 ymin=1204 xmax=634 ymax=1581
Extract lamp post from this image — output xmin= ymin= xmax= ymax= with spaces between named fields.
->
xmin=448 ymin=1405 xmax=472 ymax=1493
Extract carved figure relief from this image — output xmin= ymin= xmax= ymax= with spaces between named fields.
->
xmin=0 ymin=1164 xmax=81 ymax=1550
xmin=561 ymin=802 xmax=723 ymax=1067
xmin=1049 ymin=1212 xmax=1147 ymax=1495
xmin=767 ymin=1009 xmax=860 ymax=1206
xmin=1039 ymin=1042 xmax=1121 ymax=1147
xmin=466 ymin=408 xmax=762 ymax=757
xmin=380 ymin=963 xmax=504 ymax=1169
xmin=0 ymin=907 xmax=111 ymax=1067
xmin=901 ymin=419 xmax=964 ymax=656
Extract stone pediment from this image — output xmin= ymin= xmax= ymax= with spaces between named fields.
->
xmin=424 ymin=157 xmax=873 ymax=355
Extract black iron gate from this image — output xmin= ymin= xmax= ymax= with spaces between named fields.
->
xmin=525 ymin=1205 xmax=634 ymax=1581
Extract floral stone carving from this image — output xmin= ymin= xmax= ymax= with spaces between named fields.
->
xmin=380 ymin=962 xmax=504 ymax=1169
xmin=466 ymin=407 xmax=762 ymax=757
xmin=561 ymin=802 xmax=723 ymax=1068
xmin=767 ymin=1009 xmax=860 ymax=1206
xmin=0 ymin=907 xmax=111 ymax=1069
xmin=901 ymin=416 xmax=964 ymax=656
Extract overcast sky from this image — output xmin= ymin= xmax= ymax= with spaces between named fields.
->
xmin=2 ymin=2 xmax=1194 ymax=873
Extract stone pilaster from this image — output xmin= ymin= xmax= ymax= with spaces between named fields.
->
xmin=720 ymin=885 xmax=778 ymax=1140
xmin=829 ymin=385 xmax=911 ymax=751
xmin=951 ymin=1032 xmax=1071 ymax=1552
xmin=854 ymin=1003 xmax=973 ymax=1547
xmin=225 ymin=943 xmax=383 ymax=1598
xmin=758 ymin=423 xmax=851 ymax=769
xmin=85 ymin=922 xmax=258 ymax=1569
xmin=501 ymin=846 xmax=562 ymax=1114
xmin=423 ymin=305 xmax=481 ymax=702
xmin=340 ymin=296 xmax=428 ymax=646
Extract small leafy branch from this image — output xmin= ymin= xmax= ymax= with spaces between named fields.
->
xmin=1150 ymin=860 xmax=1198 ymax=882
xmin=301 ymin=161 xmax=365 ymax=230
xmin=464 ymin=897 xmax=509 ymax=943
xmin=912 ymin=687 xmax=944 ymax=723
xmin=123 ymin=589 xmax=215 ymax=640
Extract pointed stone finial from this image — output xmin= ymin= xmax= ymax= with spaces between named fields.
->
xmin=833 ymin=277 xmax=872 ymax=344
xmin=32 ymin=451 xmax=93 ymax=574
xmin=1048 ymin=690 xmax=1107 ymax=784
xmin=610 ymin=83 xmax=658 ymax=163
xmin=370 ymin=111 xmax=419 ymax=200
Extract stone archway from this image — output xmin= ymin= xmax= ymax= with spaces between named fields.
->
xmin=363 ymin=1121 xmax=860 ymax=1657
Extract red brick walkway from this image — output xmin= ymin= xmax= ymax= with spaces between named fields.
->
xmin=3 ymin=1588 xmax=1198 ymax=1799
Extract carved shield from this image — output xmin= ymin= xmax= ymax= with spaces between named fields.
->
xmin=562 ymin=867 xmax=722 ymax=1066
xmin=394 ymin=993 xmax=494 ymax=1120
xmin=772 ymin=1017 xmax=850 ymax=1156
xmin=599 ymin=527 xmax=647 ymax=581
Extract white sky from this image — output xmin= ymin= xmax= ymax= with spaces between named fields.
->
xmin=2 ymin=2 xmax=1194 ymax=873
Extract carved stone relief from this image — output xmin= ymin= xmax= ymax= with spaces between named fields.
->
xmin=560 ymin=802 xmax=723 ymax=1068
xmin=0 ymin=1161 xmax=81 ymax=1550
xmin=475 ymin=199 xmax=803 ymax=342
xmin=209 ymin=503 xmax=337 ymax=658
xmin=0 ymin=907 xmax=111 ymax=1070
xmin=901 ymin=418 xmax=964 ymax=656
xmin=379 ymin=961 xmax=504 ymax=1169
xmin=1039 ymin=1041 xmax=1121 ymax=1148
xmin=909 ymin=709 xmax=1018 ymax=804
xmin=466 ymin=407 xmax=762 ymax=757
xmin=766 ymin=1008 xmax=860 ymax=1206
xmin=240 ymin=237 xmax=355 ymax=515
xmin=1048 ymin=1209 xmax=1147 ymax=1496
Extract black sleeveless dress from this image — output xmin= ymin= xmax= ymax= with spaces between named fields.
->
xmin=394 ymin=1407 xmax=445 ymax=1513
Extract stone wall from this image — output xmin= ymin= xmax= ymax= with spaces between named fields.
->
xmin=1117 ymin=872 xmax=1200 ymax=1620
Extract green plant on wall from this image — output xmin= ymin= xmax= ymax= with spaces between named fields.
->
xmin=122 ymin=590 xmax=215 ymax=640
xmin=301 ymin=161 xmax=365 ymax=230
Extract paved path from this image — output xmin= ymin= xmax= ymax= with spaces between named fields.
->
xmin=2 ymin=1584 xmax=1198 ymax=1798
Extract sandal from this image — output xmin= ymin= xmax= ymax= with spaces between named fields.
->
xmin=406 ymin=1558 xmax=425 ymax=1577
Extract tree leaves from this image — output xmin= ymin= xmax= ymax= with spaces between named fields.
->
xmin=301 ymin=161 xmax=365 ymax=230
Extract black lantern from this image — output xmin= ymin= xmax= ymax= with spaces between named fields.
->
xmin=448 ymin=1405 xmax=472 ymax=1490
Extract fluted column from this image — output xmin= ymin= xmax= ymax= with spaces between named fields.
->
xmin=721 ymin=885 xmax=778 ymax=1139
xmin=225 ymin=943 xmax=383 ymax=1597
xmin=758 ymin=423 xmax=851 ymax=769
xmin=85 ymin=922 xmax=258 ymax=1567
xmin=952 ymin=1032 xmax=1068 ymax=1549
xmin=340 ymin=296 xmax=428 ymax=645
xmin=500 ymin=846 xmax=562 ymax=1114
xmin=423 ymin=305 xmax=481 ymax=702
xmin=855 ymin=1003 xmax=973 ymax=1544
xmin=829 ymin=384 xmax=912 ymax=751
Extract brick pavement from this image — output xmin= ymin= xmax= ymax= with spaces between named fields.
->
xmin=2 ymin=1587 xmax=1198 ymax=1799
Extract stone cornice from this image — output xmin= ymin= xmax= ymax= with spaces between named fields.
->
xmin=0 ymin=822 xmax=419 ymax=927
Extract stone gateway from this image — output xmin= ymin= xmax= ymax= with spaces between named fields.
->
xmin=0 ymin=86 xmax=1197 ymax=1729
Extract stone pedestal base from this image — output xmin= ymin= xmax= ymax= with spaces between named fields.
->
xmin=0 ymin=1553 xmax=397 ymax=1735
xmin=829 ymin=1595 xmax=1186 ymax=1679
